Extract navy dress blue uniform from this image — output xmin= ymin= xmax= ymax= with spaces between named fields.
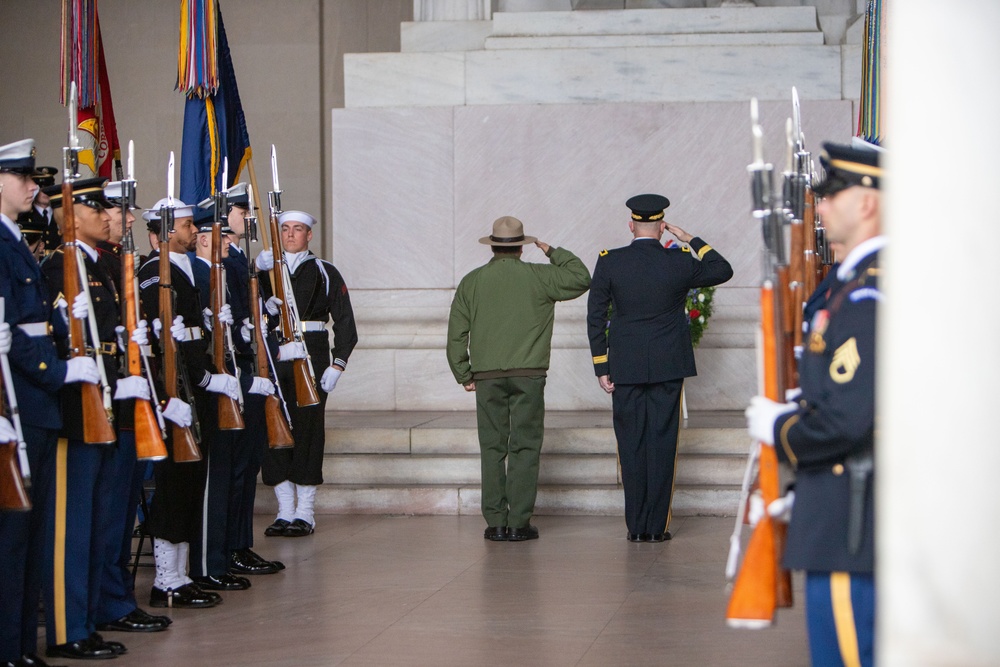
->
xmin=587 ymin=194 xmax=733 ymax=540
xmin=39 ymin=238 xmax=122 ymax=650
xmin=0 ymin=214 xmax=67 ymax=663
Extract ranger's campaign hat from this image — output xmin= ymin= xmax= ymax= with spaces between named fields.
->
xmin=813 ymin=141 xmax=884 ymax=197
xmin=478 ymin=216 xmax=536 ymax=246
xmin=277 ymin=210 xmax=317 ymax=229
xmin=104 ymin=180 xmax=138 ymax=209
xmin=43 ymin=177 xmax=112 ymax=210
xmin=143 ymin=197 xmax=195 ymax=222
xmin=625 ymin=194 xmax=670 ymax=222
xmin=226 ymin=182 xmax=249 ymax=208
xmin=31 ymin=166 xmax=59 ymax=188
xmin=0 ymin=139 xmax=37 ymax=175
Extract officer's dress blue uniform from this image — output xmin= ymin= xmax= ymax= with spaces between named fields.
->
xmin=587 ymin=237 xmax=733 ymax=537
xmin=39 ymin=243 xmax=121 ymax=648
xmin=0 ymin=216 xmax=66 ymax=661
xmin=774 ymin=246 xmax=881 ymax=667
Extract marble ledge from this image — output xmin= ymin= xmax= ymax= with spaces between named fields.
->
xmin=484 ymin=32 xmax=825 ymax=50
xmin=401 ymin=20 xmax=492 ymax=52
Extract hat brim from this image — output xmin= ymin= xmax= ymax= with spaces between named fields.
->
xmin=478 ymin=234 xmax=537 ymax=247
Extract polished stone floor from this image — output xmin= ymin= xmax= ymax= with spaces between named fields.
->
xmin=66 ymin=515 xmax=809 ymax=666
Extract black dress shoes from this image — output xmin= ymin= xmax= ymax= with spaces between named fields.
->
xmin=627 ymin=532 xmax=642 ymax=542
xmin=264 ymin=518 xmax=290 ymax=536
xmin=283 ymin=519 xmax=314 ymax=537
xmin=149 ymin=583 xmax=221 ymax=609
xmin=89 ymin=635 xmax=125 ymax=656
xmin=649 ymin=531 xmax=672 ymax=542
xmin=96 ymin=608 xmax=169 ymax=632
xmin=507 ymin=524 xmax=539 ymax=541
xmin=229 ymin=548 xmax=280 ymax=575
xmin=192 ymin=574 xmax=251 ymax=591
xmin=19 ymin=652 xmax=65 ymax=666
xmin=46 ymin=635 xmax=116 ymax=660
xmin=484 ymin=526 xmax=508 ymax=541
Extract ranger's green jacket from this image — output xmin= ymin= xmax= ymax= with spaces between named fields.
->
xmin=447 ymin=247 xmax=591 ymax=384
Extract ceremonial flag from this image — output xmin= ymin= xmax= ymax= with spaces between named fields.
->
xmin=178 ymin=0 xmax=252 ymax=204
xmin=61 ymin=2 xmax=121 ymax=178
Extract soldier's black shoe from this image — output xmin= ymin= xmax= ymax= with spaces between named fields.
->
xmin=45 ymin=636 xmax=116 ymax=660
xmin=19 ymin=652 xmax=65 ymax=666
xmin=88 ymin=634 xmax=126 ymax=656
xmin=484 ymin=526 xmax=508 ymax=541
xmin=508 ymin=525 xmax=539 ymax=541
xmin=192 ymin=574 xmax=251 ymax=591
xmin=627 ymin=532 xmax=642 ymax=542
xmin=649 ymin=531 xmax=672 ymax=542
xmin=283 ymin=519 xmax=314 ymax=537
xmin=149 ymin=583 xmax=220 ymax=609
xmin=96 ymin=608 xmax=169 ymax=632
xmin=246 ymin=547 xmax=285 ymax=571
xmin=264 ymin=519 xmax=290 ymax=536
xmin=229 ymin=549 xmax=279 ymax=575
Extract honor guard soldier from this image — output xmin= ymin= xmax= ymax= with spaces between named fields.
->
xmin=217 ymin=185 xmax=284 ymax=574
xmin=586 ymin=194 xmax=733 ymax=542
xmin=254 ymin=210 xmax=358 ymax=537
xmin=15 ymin=206 xmax=49 ymax=262
xmin=746 ymin=142 xmax=884 ymax=667
xmin=0 ymin=139 xmax=93 ymax=667
xmin=91 ymin=181 xmax=173 ymax=636
xmin=39 ymin=177 xmax=141 ymax=659
xmin=136 ymin=198 xmax=237 ymax=608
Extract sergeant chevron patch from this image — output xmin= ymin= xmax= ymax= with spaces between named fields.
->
xmin=830 ymin=337 xmax=860 ymax=384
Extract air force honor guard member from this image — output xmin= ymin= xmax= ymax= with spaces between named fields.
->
xmin=0 ymin=139 xmax=101 ymax=665
xmin=587 ymin=194 xmax=733 ymax=542
xmin=745 ymin=142 xmax=884 ymax=667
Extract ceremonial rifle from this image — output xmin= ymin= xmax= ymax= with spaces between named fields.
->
xmin=63 ymin=82 xmax=115 ymax=446
xmin=120 ymin=141 xmax=167 ymax=461
xmin=725 ymin=98 xmax=793 ymax=628
xmin=244 ymin=183 xmax=293 ymax=447
xmin=266 ymin=145 xmax=320 ymax=407
xmin=159 ymin=153 xmax=202 ymax=462
xmin=0 ymin=298 xmax=31 ymax=511
xmin=212 ymin=165 xmax=245 ymax=430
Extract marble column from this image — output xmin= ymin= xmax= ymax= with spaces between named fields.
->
xmin=413 ymin=0 xmax=493 ymax=20
xmin=881 ymin=1 xmax=1000 ymax=664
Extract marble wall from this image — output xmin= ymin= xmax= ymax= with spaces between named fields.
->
xmin=329 ymin=99 xmax=854 ymax=411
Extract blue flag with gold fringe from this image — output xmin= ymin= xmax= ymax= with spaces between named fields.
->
xmin=179 ymin=1 xmax=251 ymax=204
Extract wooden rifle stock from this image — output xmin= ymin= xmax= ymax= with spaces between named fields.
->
xmin=249 ymin=271 xmax=293 ymax=448
xmin=122 ymin=231 xmax=167 ymax=461
xmin=62 ymin=180 xmax=115 ymax=445
xmin=0 ymin=298 xmax=30 ymax=511
xmin=158 ymin=221 xmax=201 ymax=463
xmin=211 ymin=222 xmax=244 ymax=430
xmin=267 ymin=211 xmax=319 ymax=407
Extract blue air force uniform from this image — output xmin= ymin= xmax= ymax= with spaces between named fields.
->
xmin=586 ymin=194 xmax=733 ymax=540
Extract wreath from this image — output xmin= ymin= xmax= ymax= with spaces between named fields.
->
xmin=685 ymin=285 xmax=716 ymax=347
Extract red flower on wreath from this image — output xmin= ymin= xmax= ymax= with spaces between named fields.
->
xmin=689 ymin=309 xmax=701 ymax=319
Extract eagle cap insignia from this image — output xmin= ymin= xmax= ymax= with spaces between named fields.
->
xmin=830 ymin=337 xmax=861 ymax=384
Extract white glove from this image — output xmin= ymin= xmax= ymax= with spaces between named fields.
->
xmin=152 ymin=317 xmax=163 ymax=339
xmin=278 ymin=341 xmax=306 ymax=361
xmin=131 ymin=320 xmax=150 ymax=347
xmin=745 ymin=396 xmax=797 ymax=446
xmin=768 ymin=491 xmax=795 ymax=524
xmin=255 ymin=249 xmax=274 ymax=272
xmin=64 ymin=356 xmax=100 ymax=384
xmin=0 ymin=321 xmax=11 ymax=355
xmin=0 ymin=416 xmax=16 ymax=442
xmin=747 ymin=491 xmax=766 ymax=527
xmin=240 ymin=319 xmax=254 ymax=343
xmin=218 ymin=303 xmax=233 ymax=326
xmin=162 ymin=398 xmax=193 ymax=428
xmin=265 ymin=296 xmax=282 ymax=317
xmin=170 ymin=315 xmax=189 ymax=342
xmin=785 ymin=387 xmax=803 ymax=402
xmin=206 ymin=373 xmax=240 ymax=401
xmin=249 ymin=377 xmax=275 ymax=396
xmin=321 ymin=366 xmax=342 ymax=393
xmin=115 ymin=325 xmax=126 ymax=351
xmin=71 ymin=292 xmax=89 ymax=320
xmin=202 ymin=307 xmax=214 ymax=332
xmin=114 ymin=375 xmax=151 ymax=401
xmin=55 ymin=297 xmax=69 ymax=326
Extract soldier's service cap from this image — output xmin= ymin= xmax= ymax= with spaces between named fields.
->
xmin=104 ymin=180 xmax=138 ymax=209
xmin=0 ymin=139 xmax=37 ymax=175
xmin=17 ymin=209 xmax=48 ymax=238
xmin=43 ymin=177 xmax=113 ymax=210
xmin=31 ymin=166 xmax=58 ymax=187
xmin=625 ymin=194 xmax=670 ymax=222
xmin=813 ymin=140 xmax=885 ymax=197
xmin=193 ymin=202 xmax=234 ymax=234
xmin=226 ymin=182 xmax=249 ymax=208
xmin=278 ymin=210 xmax=317 ymax=229
xmin=143 ymin=197 xmax=195 ymax=222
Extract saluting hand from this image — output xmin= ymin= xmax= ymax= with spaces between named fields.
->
xmin=665 ymin=223 xmax=693 ymax=244
xmin=534 ymin=241 xmax=550 ymax=254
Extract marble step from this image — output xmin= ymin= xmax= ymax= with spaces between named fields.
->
xmin=256 ymin=483 xmax=741 ymax=517
xmin=483 ymin=31 xmax=825 ymax=49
